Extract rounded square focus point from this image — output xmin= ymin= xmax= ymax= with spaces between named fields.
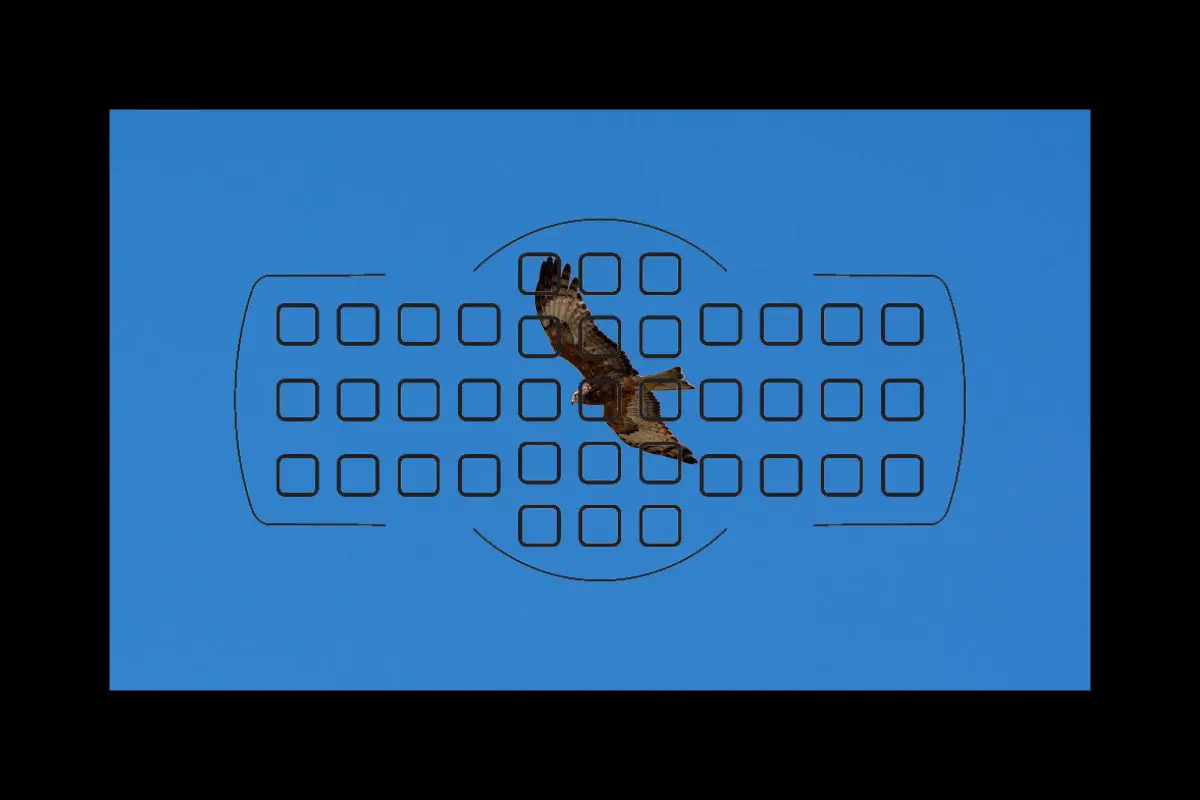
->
xmin=457 ymin=303 xmax=502 ymax=346
xmin=700 ymin=378 xmax=743 ymax=422
xmin=578 ymin=442 xmax=622 ymax=485
xmin=397 ymin=303 xmax=440 ymax=346
xmin=821 ymin=379 xmax=864 ymax=422
xmin=760 ymin=454 xmax=803 ymax=497
xmin=518 ymin=441 xmax=562 ymax=485
xmin=760 ymin=378 xmax=803 ymax=422
xmin=276 ymin=454 xmax=320 ymax=497
xmin=458 ymin=454 xmax=501 ymax=497
xmin=639 ymin=252 xmax=682 ymax=295
xmin=881 ymin=378 xmax=925 ymax=422
xmin=458 ymin=378 xmax=501 ymax=422
xmin=820 ymin=454 xmax=864 ymax=497
xmin=336 ymin=303 xmax=380 ymax=346
xmin=700 ymin=454 xmax=743 ymax=497
xmin=760 ymin=303 xmax=803 ymax=346
xmin=276 ymin=378 xmax=320 ymax=422
xmin=639 ymin=505 xmax=682 ymax=547
xmin=518 ymin=252 xmax=561 ymax=296
xmin=397 ymin=378 xmax=440 ymax=422
xmin=397 ymin=454 xmax=440 ymax=497
xmin=276 ymin=303 xmax=319 ymax=346
xmin=518 ymin=505 xmax=561 ymax=547
xmin=700 ymin=303 xmax=743 ymax=346
xmin=336 ymin=454 xmax=380 ymax=497
xmin=820 ymin=303 xmax=863 ymax=346
xmin=579 ymin=505 xmax=622 ymax=547
xmin=881 ymin=303 xmax=925 ymax=346
xmin=518 ymin=378 xmax=561 ymax=422
xmin=336 ymin=378 xmax=380 ymax=422
xmin=882 ymin=454 xmax=925 ymax=497
xmin=639 ymin=315 xmax=682 ymax=359
xmin=578 ymin=252 xmax=621 ymax=295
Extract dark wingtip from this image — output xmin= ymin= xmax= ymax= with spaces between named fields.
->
xmin=683 ymin=452 xmax=698 ymax=465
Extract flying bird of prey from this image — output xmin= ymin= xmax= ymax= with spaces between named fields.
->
xmin=534 ymin=255 xmax=698 ymax=464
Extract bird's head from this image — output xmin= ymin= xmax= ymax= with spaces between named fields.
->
xmin=570 ymin=382 xmax=590 ymax=405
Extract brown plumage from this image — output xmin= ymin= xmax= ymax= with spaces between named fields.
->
xmin=534 ymin=255 xmax=698 ymax=464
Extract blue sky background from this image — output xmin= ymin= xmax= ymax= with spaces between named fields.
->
xmin=110 ymin=110 xmax=1089 ymax=689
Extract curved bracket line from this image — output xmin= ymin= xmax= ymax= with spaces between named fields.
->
xmin=470 ymin=217 xmax=729 ymax=273
xmin=234 ymin=272 xmax=388 ymax=527
xmin=811 ymin=272 xmax=966 ymax=527
xmin=471 ymin=527 xmax=729 ymax=582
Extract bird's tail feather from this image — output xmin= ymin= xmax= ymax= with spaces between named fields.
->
xmin=638 ymin=366 xmax=695 ymax=390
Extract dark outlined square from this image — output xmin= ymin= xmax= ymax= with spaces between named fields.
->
xmin=821 ymin=379 xmax=864 ymax=422
xmin=881 ymin=378 xmax=925 ymax=422
xmin=458 ymin=303 xmax=501 ymax=346
xmin=700 ymin=303 xmax=743 ymax=346
xmin=458 ymin=454 xmax=501 ymax=497
xmin=579 ymin=505 xmax=621 ymax=547
xmin=821 ymin=454 xmax=863 ymax=497
xmin=276 ymin=378 xmax=319 ymax=422
xmin=397 ymin=303 xmax=440 ymax=346
xmin=638 ymin=381 xmax=682 ymax=422
xmin=458 ymin=378 xmax=501 ymax=422
xmin=518 ymin=442 xmax=561 ymax=485
xmin=882 ymin=454 xmax=925 ymax=497
xmin=578 ymin=442 xmax=621 ymax=485
xmin=821 ymin=303 xmax=863 ymax=346
xmin=518 ymin=315 xmax=562 ymax=358
xmin=336 ymin=303 xmax=380 ymax=346
xmin=518 ymin=505 xmax=561 ymax=547
xmin=276 ymin=303 xmax=320 ymax=346
xmin=760 ymin=454 xmax=803 ymax=497
xmin=639 ymin=505 xmax=682 ymax=547
xmin=276 ymin=454 xmax=319 ymax=497
xmin=397 ymin=378 xmax=440 ymax=422
xmin=337 ymin=378 xmax=380 ymax=422
xmin=881 ymin=303 xmax=925 ymax=346
xmin=397 ymin=454 xmax=440 ymax=497
xmin=576 ymin=377 xmax=623 ymax=423
xmin=639 ymin=443 xmax=682 ymax=485
xmin=578 ymin=252 xmax=621 ymax=295
xmin=577 ymin=315 xmax=622 ymax=362
xmin=700 ymin=378 xmax=742 ymax=422
xmin=760 ymin=303 xmax=803 ymax=346
xmin=639 ymin=315 xmax=682 ymax=359
xmin=639 ymin=252 xmax=682 ymax=295
xmin=337 ymin=454 xmax=380 ymax=497
xmin=760 ymin=378 xmax=803 ymax=422
xmin=518 ymin=252 xmax=561 ymax=296
xmin=700 ymin=454 xmax=742 ymax=497
xmin=518 ymin=378 xmax=561 ymax=422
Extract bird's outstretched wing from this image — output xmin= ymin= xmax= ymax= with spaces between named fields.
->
xmin=534 ymin=255 xmax=696 ymax=464
xmin=605 ymin=383 xmax=698 ymax=464
xmin=534 ymin=255 xmax=636 ymax=383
